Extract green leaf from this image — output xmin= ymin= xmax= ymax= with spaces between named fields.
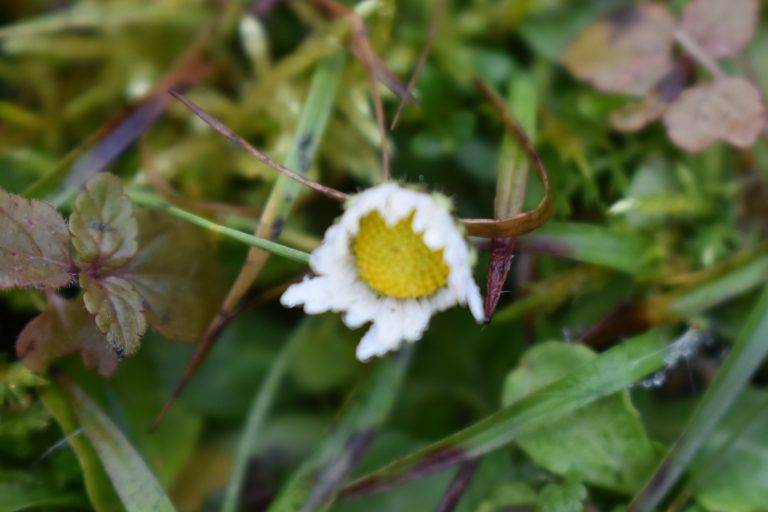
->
xmin=538 ymin=479 xmax=587 ymax=512
xmin=692 ymin=390 xmax=768 ymax=512
xmin=40 ymin=385 xmax=122 ymax=512
xmin=0 ymin=476 xmax=85 ymax=511
xmin=70 ymin=173 xmax=137 ymax=269
xmin=58 ymin=376 xmax=176 ymax=512
xmin=521 ymin=222 xmax=653 ymax=274
xmin=344 ymin=330 xmax=670 ymax=494
xmin=0 ymin=187 xmax=72 ymax=289
xmin=475 ymin=482 xmax=538 ymax=512
xmin=268 ymin=349 xmax=413 ymax=512
xmin=502 ymin=342 xmax=657 ymax=492
xmin=121 ymin=210 xmax=224 ymax=342
xmin=80 ymin=274 xmax=147 ymax=357
xmin=16 ymin=294 xmax=118 ymax=376
xmin=288 ymin=314 xmax=357 ymax=393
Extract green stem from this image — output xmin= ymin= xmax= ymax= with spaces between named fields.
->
xmin=128 ymin=189 xmax=310 ymax=265
xmin=220 ymin=335 xmax=299 ymax=512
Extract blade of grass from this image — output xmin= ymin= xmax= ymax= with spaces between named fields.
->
xmin=268 ymin=348 xmax=413 ymax=512
xmin=220 ymin=329 xmax=301 ymax=512
xmin=152 ymin=52 xmax=345 ymax=429
xmin=128 ymin=189 xmax=310 ymax=264
xmin=629 ymin=284 xmax=768 ymax=512
xmin=40 ymin=386 xmax=122 ymax=512
xmin=342 ymin=330 xmax=670 ymax=496
xmin=55 ymin=375 xmax=176 ymax=512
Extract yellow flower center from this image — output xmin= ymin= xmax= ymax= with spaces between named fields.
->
xmin=352 ymin=211 xmax=450 ymax=299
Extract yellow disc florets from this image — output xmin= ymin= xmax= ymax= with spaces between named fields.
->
xmin=352 ymin=211 xmax=449 ymax=299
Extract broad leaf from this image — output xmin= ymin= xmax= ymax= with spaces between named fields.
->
xmin=563 ymin=5 xmax=675 ymax=95
xmin=663 ymin=77 xmax=766 ymax=152
xmin=0 ymin=187 xmax=71 ymax=289
xmin=538 ymin=480 xmax=587 ymax=512
xmin=80 ymin=274 xmax=146 ymax=357
xmin=58 ymin=377 xmax=176 ymax=512
xmin=121 ymin=210 xmax=223 ymax=342
xmin=680 ymin=0 xmax=758 ymax=59
xmin=693 ymin=390 xmax=768 ymax=512
xmin=16 ymin=294 xmax=118 ymax=377
xmin=502 ymin=342 xmax=658 ymax=492
xmin=69 ymin=173 xmax=137 ymax=269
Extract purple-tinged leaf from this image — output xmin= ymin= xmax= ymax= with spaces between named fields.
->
xmin=80 ymin=274 xmax=147 ymax=357
xmin=0 ymin=188 xmax=72 ymax=289
xmin=122 ymin=210 xmax=224 ymax=342
xmin=69 ymin=173 xmax=138 ymax=269
xmin=17 ymin=294 xmax=118 ymax=377
xmin=680 ymin=0 xmax=758 ymax=59
xmin=563 ymin=5 xmax=676 ymax=95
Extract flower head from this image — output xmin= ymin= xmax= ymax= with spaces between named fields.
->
xmin=281 ymin=183 xmax=483 ymax=361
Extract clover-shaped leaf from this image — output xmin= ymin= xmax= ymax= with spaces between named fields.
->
xmin=563 ymin=5 xmax=675 ymax=96
xmin=80 ymin=274 xmax=147 ymax=357
xmin=16 ymin=294 xmax=118 ymax=377
xmin=663 ymin=77 xmax=766 ymax=152
xmin=0 ymin=188 xmax=72 ymax=289
xmin=680 ymin=0 xmax=758 ymax=59
xmin=69 ymin=173 xmax=138 ymax=269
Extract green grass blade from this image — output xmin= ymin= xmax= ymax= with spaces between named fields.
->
xmin=58 ymin=376 xmax=176 ymax=512
xmin=344 ymin=330 xmax=670 ymax=495
xmin=629 ymin=285 xmax=768 ymax=512
xmin=268 ymin=349 xmax=413 ymax=512
xmin=519 ymin=222 xmax=654 ymax=274
xmin=220 ymin=331 xmax=299 ymax=512
xmin=40 ymin=386 xmax=122 ymax=512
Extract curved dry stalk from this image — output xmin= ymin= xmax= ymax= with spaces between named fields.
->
xmin=460 ymin=80 xmax=553 ymax=238
xmin=309 ymin=0 xmax=391 ymax=180
xmin=168 ymin=90 xmax=349 ymax=201
xmin=391 ymin=0 xmax=447 ymax=130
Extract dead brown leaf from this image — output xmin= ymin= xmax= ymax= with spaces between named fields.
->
xmin=663 ymin=76 xmax=766 ymax=152
xmin=564 ymin=5 xmax=676 ymax=95
xmin=680 ymin=0 xmax=758 ymax=59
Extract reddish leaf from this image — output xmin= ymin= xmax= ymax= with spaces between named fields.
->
xmin=17 ymin=294 xmax=118 ymax=377
xmin=0 ymin=188 xmax=72 ymax=289
xmin=563 ymin=5 xmax=676 ymax=95
xmin=69 ymin=173 xmax=138 ymax=270
xmin=663 ymin=77 xmax=766 ymax=152
xmin=122 ymin=210 xmax=224 ymax=342
xmin=680 ymin=0 xmax=758 ymax=59
xmin=80 ymin=274 xmax=147 ymax=357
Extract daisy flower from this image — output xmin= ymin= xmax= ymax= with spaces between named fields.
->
xmin=281 ymin=183 xmax=484 ymax=361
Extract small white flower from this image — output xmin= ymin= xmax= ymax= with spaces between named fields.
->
xmin=281 ymin=183 xmax=484 ymax=361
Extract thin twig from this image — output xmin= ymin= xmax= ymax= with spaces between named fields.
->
xmin=460 ymin=79 xmax=553 ymax=238
xmin=168 ymin=89 xmax=349 ymax=201
xmin=435 ymin=459 xmax=480 ymax=512
xmin=674 ymin=29 xmax=725 ymax=79
xmin=391 ymin=0 xmax=446 ymax=130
